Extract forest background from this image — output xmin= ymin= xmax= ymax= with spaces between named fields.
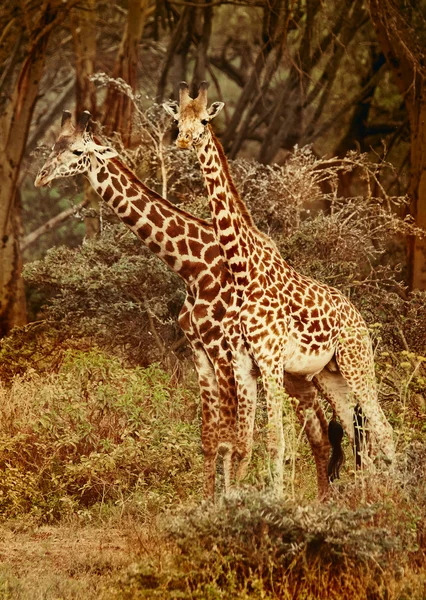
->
xmin=0 ymin=0 xmax=426 ymax=598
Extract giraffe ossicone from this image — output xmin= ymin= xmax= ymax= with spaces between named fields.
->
xmin=167 ymin=81 xmax=395 ymax=497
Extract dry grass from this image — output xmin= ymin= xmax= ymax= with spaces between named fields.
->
xmin=0 ymin=523 xmax=135 ymax=599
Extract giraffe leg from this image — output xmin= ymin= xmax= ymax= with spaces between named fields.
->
xmin=192 ymin=347 xmax=221 ymax=500
xmin=313 ymin=368 xmax=359 ymax=470
xmin=285 ymin=373 xmax=330 ymax=500
xmin=335 ymin=345 xmax=395 ymax=466
xmin=214 ymin=355 xmax=238 ymax=492
xmin=313 ymin=369 xmax=355 ymax=440
xmin=314 ymin=364 xmax=395 ymax=472
xmin=232 ymin=342 xmax=258 ymax=484
xmin=258 ymin=362 xmax=285 ymax=495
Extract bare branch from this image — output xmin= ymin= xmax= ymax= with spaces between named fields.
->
xmin=21 ymin=199 xmax=89 ymax=252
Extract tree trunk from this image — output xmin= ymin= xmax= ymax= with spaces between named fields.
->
xmin=221 ymin=0 xmax=290 ymax=155
xmin=102 ymin=0 xmax=147 ymax=147
xmin=407 ymin=82 xmax=426 ymax=289
xmin=71 ymin=1 xmax=97 ymax=117
xmin=191 ymin=0 xmax=213 ymax=95
xmin=368 ymin=0 xmax=426 ymax=289
xmin=71 ymin=0 xmax=99 ymax=238
xmin=156 ymin=7 xmax=194 ymax=102
xmin=0 ymin=4 xmax=59 ymax=336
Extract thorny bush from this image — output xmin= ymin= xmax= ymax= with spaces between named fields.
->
xmin=116 ymin=487 xmax=426 ymax=599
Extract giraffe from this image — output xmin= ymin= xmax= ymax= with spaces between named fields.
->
xmin=164 ymin=81 xmax=395 ymax=495
xmin=35 ymin=111 xmax=337 ymax=500
xmin=34 ymin=110 xmax=239 ymax=500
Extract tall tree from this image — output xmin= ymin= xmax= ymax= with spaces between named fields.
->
xmin=368 ymin=0 xmax=426 ymax=290
xmin=102 ymin=0 xmax=148 ymax=146
xmin=0 ymin=1 xmax=76 ymax=337
xmin=71 ymin=0 xmax=99 ymax=238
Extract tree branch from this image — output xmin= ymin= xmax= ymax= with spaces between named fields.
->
xmin=26 ymin=76 xmax=75 ymax=154
xmin=21 ymin=199 xmax=89 ymax=252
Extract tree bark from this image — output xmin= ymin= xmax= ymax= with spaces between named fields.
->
xmin=221 ymin=0 xmax=292 ymax=155
xmin=71 ymin=1 xmax=97 ymax=117
xmin=368 ymin=0 xmax=426 ymax=289
xmin=102 ymin=0 xmax=147 ymax=147
xmin=191 ymin=0 xmax=213 ymax=94
xmin=71 ymin=0 xmax=99 ymax=238
xmin=407 ymin=83 xmax=426 ymax=290
xmin=156 ymin=6 xmax=194 ymax=102
xmin=0 ymin=3 xmax=60 ymax=336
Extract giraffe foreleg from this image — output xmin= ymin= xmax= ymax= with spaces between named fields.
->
xmin=258 ymin=362 xmax=285 ymax=495
xmin=213 ymin=355 xmax=238 ymax=492
xmin=192 ymin=347 xmax=221 ymax=500
xmin=232 ymin=343 xmax=258 ymax=484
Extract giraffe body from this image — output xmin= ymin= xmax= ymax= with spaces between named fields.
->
xmin=35 ymin=111 xmax=241 ymax=499
xmin=165 ymin=83 xmax=395 ymax=496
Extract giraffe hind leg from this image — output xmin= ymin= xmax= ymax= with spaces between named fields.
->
xmin=313 ymin=368 xmax=358 ymax=472
xmin=327 ymin=418 xmax=344 ymax=481
xmin=335 ymin=344 xmax=395 ymax=467
xmin=285 ymin=373 xmax=330 ymax=499
xmin=353 ymin=404 xmax=368 ymax=469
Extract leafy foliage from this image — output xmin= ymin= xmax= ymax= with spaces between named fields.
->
xmin=0 ymin=350 xmax=202 ymax=522
xmin=22 ymin=225 xmax=186 ymax=369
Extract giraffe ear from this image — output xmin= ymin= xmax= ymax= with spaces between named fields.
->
xmin=86 ymin=139 xmax=118 ymax=159
xmin=207 ymin=101 xmax=224 ymax=120
xmin=162 ymin=101 xmax=179 ymax=120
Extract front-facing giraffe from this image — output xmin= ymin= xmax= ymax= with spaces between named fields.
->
xmin=35 ymin=111 xmax=335 ymax=499
xmin=164 ymin=82 xmax=395 ymax=494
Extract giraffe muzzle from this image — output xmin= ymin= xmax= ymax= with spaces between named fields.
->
xmin=176 ymin=134 xmax=192 ymax=149
xmin=34 ymin=169 xmax=49 ymax=187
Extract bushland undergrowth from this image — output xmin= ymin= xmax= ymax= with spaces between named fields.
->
xmin=0 ymin=349 xmax=202 ymax=523
xmin=115 ymin=479 xmax=426 ymax=600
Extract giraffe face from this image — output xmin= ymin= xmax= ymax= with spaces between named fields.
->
xmin=35 ymin=111 xmax=117 ymax=188
xmin=163 ymin=82 xmax=224 ymax=149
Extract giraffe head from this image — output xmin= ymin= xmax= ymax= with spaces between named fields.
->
xmin=35 ymin=111 xmax=118 ymax=187
xmin=163 ymin=81 xmax=224 ymax=149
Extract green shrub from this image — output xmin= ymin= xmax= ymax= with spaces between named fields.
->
xmin=22 ymin=225 xmax=186 ymax=370
xmin=0 ymin=349 xmax=202 ymax=522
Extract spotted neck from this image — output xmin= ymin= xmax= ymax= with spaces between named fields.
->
xmin=196 ymin=128 xmax=274 ymax=288
xmin=85 ymin=155 xmax=221 ymax=284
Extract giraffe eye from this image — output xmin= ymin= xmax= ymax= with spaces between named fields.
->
xmin=73 ymin=150 xmax=83 ymax=156
xmin=201 ymin=119 xmax=208 ymax=126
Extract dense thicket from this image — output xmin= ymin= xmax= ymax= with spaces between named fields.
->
xmin=1 ymin=0 xmax=426 ymax=335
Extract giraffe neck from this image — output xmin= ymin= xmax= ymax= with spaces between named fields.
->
xmin=196 ymin=128 xmax=266 ymax=287
xmin=85 ymin=156 xmax=219 ymax=284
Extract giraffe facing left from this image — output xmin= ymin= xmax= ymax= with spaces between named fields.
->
xmin=34 ymin=111 xmax=340 ymax=500
xmin=35 ymin=110 xmax=241 ymax=500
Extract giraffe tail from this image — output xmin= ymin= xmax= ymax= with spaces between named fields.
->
xmin=327 ymin=413 xmax=344 ymax=481
xmin=353 ymin=404 xmax=368 ymax=468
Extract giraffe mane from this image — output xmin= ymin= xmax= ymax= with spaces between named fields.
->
xmin=209 ymin=129 xmax=254 ymax=226
xmin=209 ymin=129 xmax=281 ymax=250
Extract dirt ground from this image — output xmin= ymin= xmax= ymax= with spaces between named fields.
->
xmin=0 ymin=524 xmax=136 ymax=599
